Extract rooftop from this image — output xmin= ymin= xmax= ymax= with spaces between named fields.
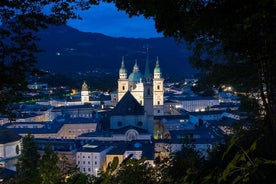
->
xmin=111 ymin=91 xmax=144 ymax=116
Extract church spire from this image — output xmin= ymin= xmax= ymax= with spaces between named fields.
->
xmin=133 ymin=59 xmax=139 ymax=72
xmin=119 ymin=56 xmax=127 ymax=79
xmin=144 ymin=48 xmax=152 ymax=82
xmin=154 ymin=57 xmax=161 ymax=79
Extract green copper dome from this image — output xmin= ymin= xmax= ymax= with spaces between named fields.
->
xmin=119 ymin=57 xmax=127 ymax=74
xmin=128 ymin=60 xmax=144 ymax=82
xmin=128 ymin=72 xmax=144 ymax=82
xmin=154 ymin=58 xmax=161 ymax=73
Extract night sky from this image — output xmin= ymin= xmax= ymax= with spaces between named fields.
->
xmin=67 ymin=2 xmax=162 ymax=38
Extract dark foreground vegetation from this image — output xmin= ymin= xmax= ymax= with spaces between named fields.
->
xmin=1 ymin=0 xmax=275 ymax=183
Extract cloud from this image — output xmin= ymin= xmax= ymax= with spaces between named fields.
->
xmin=67 ymin=2 xmax=162 ymax=38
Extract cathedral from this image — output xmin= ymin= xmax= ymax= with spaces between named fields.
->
xmin=116 ymin=54 xmax=164 ymax=116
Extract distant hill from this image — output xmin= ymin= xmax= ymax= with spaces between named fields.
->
xmin=36 ymin=25 xmax=196 ymax=77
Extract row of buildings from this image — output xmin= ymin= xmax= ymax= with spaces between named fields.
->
xmin=0 ymin=55 xmax=242 ymax=179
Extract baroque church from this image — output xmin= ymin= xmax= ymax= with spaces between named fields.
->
xmin=107 ymin=54 xmax=165 ymax=138
xmin=78 ymin=53 xmax=165 ymax=139
xmin=116 ymin=54 xmax=164 ymax=116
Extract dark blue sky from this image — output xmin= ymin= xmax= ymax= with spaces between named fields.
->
xmin=67 ymin=2 xmax=162 ymax=38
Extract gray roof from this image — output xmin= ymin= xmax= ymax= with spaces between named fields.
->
xmin=0 ymin=126 xmax=21 ymax=144
xmin=111 ymin=91 xmax=144 ymax=116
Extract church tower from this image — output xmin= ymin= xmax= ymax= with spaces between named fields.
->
xmin=81 ymin=81 xmax=89 ymax=104
xmin=117 ymin=57 xmax=129 ymax=102
xmin=153 ymin=57 xmax=164 ymax=115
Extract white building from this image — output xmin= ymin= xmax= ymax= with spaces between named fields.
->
xmin=116 ymin=54 xmax=164 ymax=116
xmin=76 ymin=144 xmax=113 ymax=176
xmin=176 ymin=96 xmax=219 ymax=112
xmin=0 ymin=127 xmax=22 ymax=171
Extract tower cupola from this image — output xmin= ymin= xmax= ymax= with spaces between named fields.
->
xmin=119 ymin=56 xmax=127 ymax=79
xmin=154 ymin=57 xmax=161 ymax=79
xmin=82 ymin=81 xmax=88 ymax=91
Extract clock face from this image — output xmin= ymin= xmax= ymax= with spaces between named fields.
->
xmin=126 ymin=130 xmax=138 ymax=141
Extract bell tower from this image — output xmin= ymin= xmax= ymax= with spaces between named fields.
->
xmin=153 ymin=57 xmax=164 ymax=115
xmin=81 ymin=81 xmax=89 ymax=104
xmin=117 ymin=56 xmax=129 ymax=102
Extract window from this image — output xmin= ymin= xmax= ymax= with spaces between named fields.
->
xmin=88 ymin=161 xmax=90 ymax=164
xmin=88 ymin=167 xmax=91 ymax=172
xmin=83 ymin=168 xmax=85 ymax=172
xmin=157 ymin=85 xmax=160 ymax=90
xmin=16 ymin=145 xmax=19 ymax=155
xmin=157 ymin=101 xmax=160 ymax=105
xmin=122 ymin=86 xmax=125 ymax=90
xmin=95 ymin=161 xmax=97 ymax=165
xmin=118 ymin=121 xmax=122 ymax=127
xmin=83 ymin=161 xmax=85 ymax=164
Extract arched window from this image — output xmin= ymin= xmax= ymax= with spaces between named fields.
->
xmin=16 ymin=145 xmax=20 ymax=155
xmin=157 ymin=101 xmax=160 ymax=105
xmin=122 ymin=86 xmax=125 ymax=90
xmin=157 ymin=85 xmax=160 ymax=90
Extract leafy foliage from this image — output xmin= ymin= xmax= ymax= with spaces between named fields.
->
xmin=104 ymin=0 xmax=276 ymax=129
xmin=111 ymin=158 xmax=157 ymax=184
xmin=39 ymin=144 xmax=62 ymax=184
xmin=0 ymin=0 xmax=98 ymax=113
xmin=101 ymin=1 xmax=276 ymax=183
xmin=15 ymin=133 xmax=41 ymax=184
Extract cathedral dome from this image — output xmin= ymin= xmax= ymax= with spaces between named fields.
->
xmin=128 ymin=71 xmax=144 ymax=82
xmin=128 ymin=60 xmax=144 ymax=82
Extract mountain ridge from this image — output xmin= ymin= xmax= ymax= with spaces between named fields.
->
xmin=36 ymin=25 xmax=196 ymax=77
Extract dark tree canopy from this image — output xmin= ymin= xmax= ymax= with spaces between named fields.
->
xmin=103 ymin=0 xmax=276 ymax=129
xmin=0 ymin=0 xmax=98 ymax=113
